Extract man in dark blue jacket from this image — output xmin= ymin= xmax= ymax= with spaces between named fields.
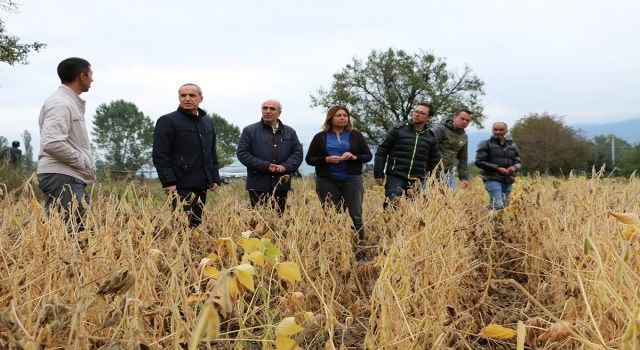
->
xmin=152 ymin=83 xmax=220 ymax=227
xmin=475 ymin=122 xmax=522 ymax=210
xmin=237 ymin=99 xmax=303 ymax=213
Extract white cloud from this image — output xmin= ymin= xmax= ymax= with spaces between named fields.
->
xmin=1 ymin=0 xmax=638 ymax=155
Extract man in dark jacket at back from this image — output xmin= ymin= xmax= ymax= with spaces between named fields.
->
xmin=373 ymin=102 xmax=441 ymax=209
xmin=1 ymin=140 xmax=22 ymax=167
xmin=237 ymin=99 xmax=303 ymax=213
xmin=153 ymin=83 xmax=220 ymax=227
xmin=475 ymin=121 xmax=522 ymax=210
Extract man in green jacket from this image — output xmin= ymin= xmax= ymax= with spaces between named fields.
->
xmin=431 ymin=109 xmax=472 ymax=187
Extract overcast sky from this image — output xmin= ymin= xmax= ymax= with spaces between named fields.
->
xmin=1 ymin=0 xmax=638 ymax=152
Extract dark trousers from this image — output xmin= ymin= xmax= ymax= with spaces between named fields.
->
xmin=172 ymin=189 xmax=207 ymax=228
xmin=37 ymin=173 xmax=90 ymax=232
xmin=383 ymin=174 xmax=424 ymax=210
xmin=315 ymin=176 xmax=365 ymax=240
xmin=248 ymin=190 xmax=288 ymax=213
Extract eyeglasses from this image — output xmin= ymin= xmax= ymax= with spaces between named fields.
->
xmin=413 ymin=110 xmax=429 ymax=116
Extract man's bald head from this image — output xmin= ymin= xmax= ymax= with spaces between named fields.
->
xmin=492 ymin=122 xmax=508 ymax=140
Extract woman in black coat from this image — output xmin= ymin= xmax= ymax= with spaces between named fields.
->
xmin=305 ymin=106 xmax=372 ymax=260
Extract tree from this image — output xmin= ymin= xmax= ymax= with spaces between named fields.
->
xmin=511 ymin=113 xmax=592 ymax=176
xmin=92 ymin=100 xmax=154 ymax=178
xmin=587 ymin=134 xmax=632 ymax=174
xmin=210 ymin=112 xmax=240 ymax=167
xmin=311 ymin=48 xmax=486 ymax=144
xmin=20 ymin=129 xmax=34 ymax=170
xmin=620 ymin=144 xmax=640 ymax=176
xmin=0 ymin=1 xmax=45 ymax=65
xmin=0 ymin=135 xmax=7 ymax=149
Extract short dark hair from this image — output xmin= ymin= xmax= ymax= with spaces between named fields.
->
xmin=57 ymin=57 xmax=91 ymax=83
xmin=456 ymin=108 xmax=473 ymax=116
xmin=11 ymin=140 xmax=20 ymax=148
xmin=415 ymin=102 xmax=435 ymax=117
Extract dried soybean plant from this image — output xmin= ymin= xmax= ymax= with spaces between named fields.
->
xmin=1 ymin=174 xmax=639 ymax=349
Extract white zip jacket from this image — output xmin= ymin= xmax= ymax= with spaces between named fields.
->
xmin=36 ymin=85 xmax=96 ymax=184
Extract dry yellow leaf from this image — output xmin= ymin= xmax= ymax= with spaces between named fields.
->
xmin=609 ymin=211 xmax=640 ymax=226
xmin=235 ymin=264 xmax=255 ymax=291
xmin=277 ymin=262 xmax=302 ymax=283
xmin=276 ymin=317 xmax=304 ymax=337
xmin=304 ymin=311 xmax=314 ymax=321
xmin=479 ymin=323 xmax=517 ymax=339
xmin=188 ymin=302 xmax=219 ymax=350
xmin=216 ymin=237 xmax=236 ymax=258
xmin=227 ymin=277 xmax=240 ymax=301
xmin=239 ymin=237 xmax=261 ymax=252
xmin=203 ymin=266 xmax=220 ymax=279
xmin=250 ymin=251 xmax=265 ymax=266
xmin=207 ymin=252 xmax=219 ymax=262
xmin=240 ymin=231 xmax=253 ymax=238
xmin=275 ymin=335 xmax=298 ymax=350
xmin=206 ymin=303 xmax=220 ymax=339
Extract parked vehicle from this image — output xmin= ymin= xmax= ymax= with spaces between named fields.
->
xmin=219 ymin=159 xmax=247 ymax=183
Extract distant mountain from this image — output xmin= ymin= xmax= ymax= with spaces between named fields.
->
xmin=573 ymin=118 xmax=640 ymax=143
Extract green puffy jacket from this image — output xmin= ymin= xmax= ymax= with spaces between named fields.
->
xmin=431 ymin=120 xmax=469 ymax=180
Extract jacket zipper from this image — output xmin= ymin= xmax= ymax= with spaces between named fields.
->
xmin=407 ymin=130 xmax=424 ymax=177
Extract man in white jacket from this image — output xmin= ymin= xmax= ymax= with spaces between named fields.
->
xmin=37 ymin=57 xmax=96 ymax=230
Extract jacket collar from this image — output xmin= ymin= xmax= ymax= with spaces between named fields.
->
xmin=490 ymin=135 xmax=510 ymax=145
xmin=59 ymin=84 xmax=86 ymax=107
xmin=177 ymin=107 xmax=206 ymax=118
xmin=260 ymin=119 xmax=281 ymax=129
xmin=444 ymin=119 xmax=464 ymax=134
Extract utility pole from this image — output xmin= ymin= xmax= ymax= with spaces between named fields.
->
xmin=611 ymin=136 xmax=615 ymax=166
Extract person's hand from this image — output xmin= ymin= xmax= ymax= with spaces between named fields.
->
xmin=209 ymin=183 xmax=219 ymax=191
xmin=507 ymin=166 xmax=517 ymax=173
xmin=325 ymin=156 xmax=343 ymax=164
xmin=375 ymin=178 xmax=384 ymax=186
xmin=341 ymin=152 xmax=356 ymax=161
xmin=269 ymin=163 xmax=286 ymax=173
xmin=164 ymin=185 xmax=177 ymax=193
xmin=496 ymin=167 xmax=510 ymax=175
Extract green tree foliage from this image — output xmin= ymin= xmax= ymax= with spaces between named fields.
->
xmin=587 ymin=134 xmax=632 ymax=174
xmin=511 ymin=113 xmax=591 ymax=176
xmin=210 ymin=112 xmax=240 ymax=167
xmin=92 ymin=100 xmax=154 ymax=178
xmin=0 ymin=135 xmax=7 ymax=149
xmin=21 ymin=129 xmax=34 ymax=170
xmin=620 ymin=144 xmax=640 ymax=176
xmin=0 ymin=1 xmax=45 ymax=65
xmin=311 ymin=48 xmax=486 ymax=144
